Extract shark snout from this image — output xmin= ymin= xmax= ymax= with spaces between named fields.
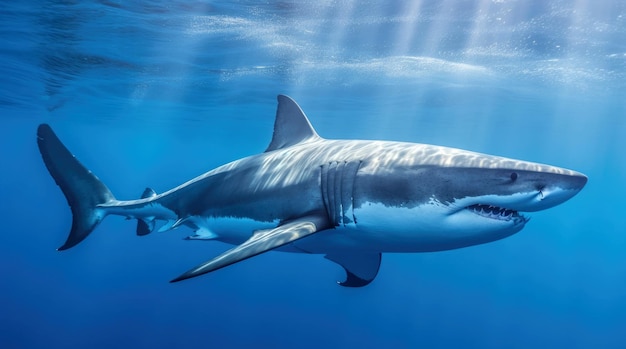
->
xmin=520 ymin=171 xmax=587 ymax=212
xmin=566 ymin=171 xmax=588 ymax=191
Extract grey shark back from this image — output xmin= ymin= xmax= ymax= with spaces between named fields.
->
xmin=37 ymin=95 xmax=587 ymax=287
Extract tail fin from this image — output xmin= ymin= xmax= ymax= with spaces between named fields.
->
xmin=37 ymin=124 xmax=115 ymax=250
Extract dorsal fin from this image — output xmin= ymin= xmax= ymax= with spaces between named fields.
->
xmin=265 ymin=95 xmax=320 ymax=152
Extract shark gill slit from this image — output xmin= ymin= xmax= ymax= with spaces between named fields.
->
xmin=332 ymin=161 xmax=345 ymax=225
xmin=321 ymin=161 xmax=360 ymax=227
xmin=342 ymin=161 xmax=361 ymax=226
xmin=326 ymin=161 xmax=337 ymax=225
xmin=320 ymin=163 xmax=330 ymax=223
xmin=351 ymin=161 xmax=363 ymax=224
xmin=321 ymin=161 xmax=337 ymax=226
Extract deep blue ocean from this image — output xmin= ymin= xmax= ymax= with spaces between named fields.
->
xmin=1 ymin=1 xmax=625 ymax=348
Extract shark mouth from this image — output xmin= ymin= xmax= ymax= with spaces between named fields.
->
xmin=466 ymin=204 xmax=527 ymax=223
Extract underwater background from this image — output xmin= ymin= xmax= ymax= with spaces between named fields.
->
xmin=1 ymin=1 xmax=625 ymax=348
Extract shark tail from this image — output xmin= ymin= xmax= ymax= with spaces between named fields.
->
xmin=37 ymin=124 xmax=115 ymax=250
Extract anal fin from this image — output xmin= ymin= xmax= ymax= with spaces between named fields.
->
xmin=170 ymin=215 xmax=329 ymax=283
xmin=136 ymin=187 xmax=157 ymax=236
xmin=325 ymin=252 xmax=382 ymax=287
xmin=136 ymin=217 xmax=156 ymax=236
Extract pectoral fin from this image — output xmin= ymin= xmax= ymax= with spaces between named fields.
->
xmin=325 ymin=252 xmax=382 ymax=287
xmin=170 ymin=215 xmax=329 ymax=283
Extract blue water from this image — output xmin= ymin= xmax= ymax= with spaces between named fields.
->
xmin=1 ymin=1 xmax=625 ymax=348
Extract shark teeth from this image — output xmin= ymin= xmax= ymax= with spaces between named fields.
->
xmin=467 ymin=204 xmax=523 ymax=222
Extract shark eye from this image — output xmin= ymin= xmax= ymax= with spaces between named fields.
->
xmin=510 ymin=172 xmax=518 ymax=181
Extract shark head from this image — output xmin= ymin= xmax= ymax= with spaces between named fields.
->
xmin=445 ymin=166 xmax=587 ymax=214
xmin=350 ymin=146 xmax=588 ymax=251
xmin=436 ymin=164 xmax=587 ymax=235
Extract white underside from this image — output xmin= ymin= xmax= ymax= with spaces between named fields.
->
xmin=179 ymin=197 xmax=528 ymax=254
xmin=184 ymin=216 xmax=278 ymax=245
xmin=103 ymin=192 xmax=538 ymax=254
xmin=293 ymin=199 xmax=525 ymax=253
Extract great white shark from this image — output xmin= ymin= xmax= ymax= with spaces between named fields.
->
xmin=37 ymin=95 xmax=587 ymax=287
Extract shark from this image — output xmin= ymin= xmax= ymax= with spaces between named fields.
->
xmin=37 ymin=95 xmax=587 ymax=287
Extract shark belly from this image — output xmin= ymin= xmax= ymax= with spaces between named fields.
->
xmin=188 ymin=216 xmax=279 ymax=245
xmin=293 ymin=200 xmax=524 ymax=253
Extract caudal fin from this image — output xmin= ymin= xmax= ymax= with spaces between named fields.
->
xmin=37 ymin=124 xmax=115 ymax=250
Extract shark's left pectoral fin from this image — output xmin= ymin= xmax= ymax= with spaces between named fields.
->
xmin=170 ymin=215 xmax=329 ymax=283
xmin=325 ymin=252 xmax=382 ymax=287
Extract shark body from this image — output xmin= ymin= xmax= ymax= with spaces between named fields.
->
xmin=37 ymin=95 xmax=587 ymax=286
